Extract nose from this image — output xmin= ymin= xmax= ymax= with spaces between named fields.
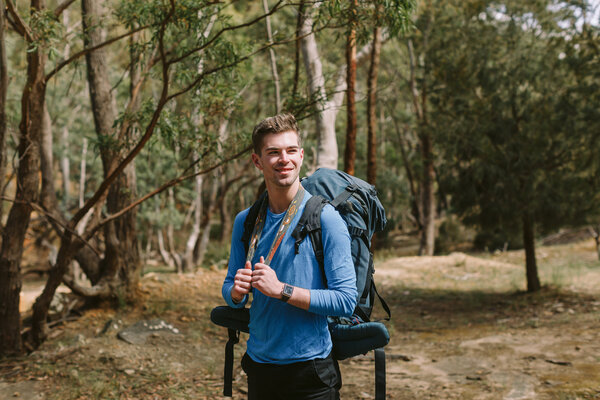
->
xmin=279 ymin=151 xmax=290 ymax=163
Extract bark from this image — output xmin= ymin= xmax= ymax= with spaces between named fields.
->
xmin=0 ymin=0 xmax=47 ymax=357
xmin=157 ymin=228 xmax=174 ymax=269
xmin=40 ymin=104 xmax=59 ymax=215
xmin=366 ymin=26 xmax=382 ymax=185
xmin=183 ymin=165 xmax=203 ymax=271
xmin=407 ymin=38 xmax=436 ymax=256
xmin=195 ymin=174 xmax=219 ymax=266
xmin=0 ymin=0 xmax=8 ymax=225
xmin=60 ymin=125 xmax=71 ymax=209
xmin=418 ymin=131 xmax=436 ymax=256
xmin=31 ymin=233 xmax=86 ymax=346
xmin=522 ymin=212 xmax=541 ymax=292
xmin=291 ymin=1 xmax=305 ymax=99
xmin=82 ymin=0 xmax=141 ymax=300
xmin=79 ymin=138 xmax=87 ymax=207
xmin=59 ymin=10 xmax=72 ymax=210
xmin=263 ymin=0 xmax=281 ymax=114
xmin=589 ymin=225 xmax=600 ymax=261
xmin=343 ymin=2 xmax=357 ymax=176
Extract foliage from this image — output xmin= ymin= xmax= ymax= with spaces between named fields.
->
xmin=428 ymin=0 xmax=598 ymax=249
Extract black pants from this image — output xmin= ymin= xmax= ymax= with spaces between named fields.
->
xmin=241 ymin=352 xmax=341 ymax=400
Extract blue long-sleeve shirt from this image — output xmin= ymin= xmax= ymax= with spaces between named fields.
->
xmin=221 ymin=192 xmax=357 ymax=364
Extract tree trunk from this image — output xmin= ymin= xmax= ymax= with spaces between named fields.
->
xmin=292 ymin=1 xmax=305 ymax=99
xmin=0 ymin=0 xmax=47 ymax=356
xmin=366 ymin=26 xmax=382 ymax=185
xmin=82 ymin=0 xmax=141 ymax=300
xmin=418 ymin=131 xmax=436 ymax=255
xmin=0 ymin=0 xmax=8 ymax=225
xmin=407 ymin=37 xmax=436 ymax=255
xmin=40 ymin=104 xmax=59 ymax=215
xmin=60 ymin=125 xmax=71 ymax=209
xmin=195 ymin=174 xmax=219 ymax=266
xmin=389 ymin=115 xmax=421 ymax=230
xmin=300 ymin=5 xmax=375 ymax=171
xmin=263 ymin=0 xmax=281 ymax=114
xmin=343 ymin=3 xmax=357 ymax=176
xmin=591 ymin=225 xmax=600 ymax=261
xmin=299 ymin=7 xmax=339 ymax=170
xmin=522 ymin=212 xmax=541 ymax=292
xmin=184 ymin=169 xmax=202 ymax=271
xmin=59 ymin=9 xmax=73 ymax=210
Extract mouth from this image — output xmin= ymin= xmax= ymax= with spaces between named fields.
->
xmin=276 ymin=167 xmax=294 ymax=175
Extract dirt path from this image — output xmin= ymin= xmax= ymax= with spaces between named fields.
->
xmin=1 ymin=241 xmax=599 ymax=399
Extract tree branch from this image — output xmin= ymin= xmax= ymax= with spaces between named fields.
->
xmin=5 ymin=0 xmax=33 ymax=41
xmin=0 ymin=195 xmax=101 ymax=257
xmin=53 ymin=0 xmax=77 ymax=18
xmin=70 ymin=3 xmax=175 ymax=228
xmin=88 ymin=144 xmax=252 ymax=239
xmin=167 ymin=0 xmax=286 ymax=66
xmin=45 ymin=23 xmax=151 ymax=81
xmin=166 ymin=32 xmax=313 ymax=102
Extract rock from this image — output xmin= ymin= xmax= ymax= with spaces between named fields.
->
xmin=117 ymin=319 xmax=181 ymax=345
xmin=74 ymin=334 xmax=86 ymax=344
xmin=98 ymin=319 xmax=123 ymax=337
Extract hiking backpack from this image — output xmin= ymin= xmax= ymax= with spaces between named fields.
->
xmin=211 ymin=168 xmax=391 ymax=399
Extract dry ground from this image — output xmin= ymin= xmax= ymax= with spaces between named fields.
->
xmin=1 ymin=239 xmax=600 ymax=399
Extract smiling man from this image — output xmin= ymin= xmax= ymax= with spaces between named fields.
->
xmin=221 ymin=113 xmax=357 ymax=399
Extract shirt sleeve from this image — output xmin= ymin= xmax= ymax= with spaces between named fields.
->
xmin=221 ymin=209 xmax=250 ymax=308
xmin=308 ymin=205 xmax=357 ymax=317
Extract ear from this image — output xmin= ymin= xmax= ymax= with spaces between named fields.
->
xmin=251 ymin=153 xmax=263 ymax=170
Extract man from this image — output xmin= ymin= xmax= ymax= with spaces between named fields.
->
xmin=221 ymin=113 xmax=357 ymax=399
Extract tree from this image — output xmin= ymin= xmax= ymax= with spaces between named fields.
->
xmin=0 ymin=0 xmax=8 ymax=222
xmin=0 ymin=0 xmax=287 ymax=355
xmin=0 ymin=0 xmax=51 ymax=356
xmin=430 ymin=0 xmax=596 ymax=291
xmin=366 ymin=24 xmax=381 ymax=184
xmin=344 ymin=0 xmax=358 ymax=176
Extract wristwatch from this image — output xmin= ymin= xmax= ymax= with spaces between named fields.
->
xmin=280 ymin=283 xmax=294 ymax=302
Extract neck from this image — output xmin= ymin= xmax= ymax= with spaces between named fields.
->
xmin=267 ymin=180 xmax=301 ymax=214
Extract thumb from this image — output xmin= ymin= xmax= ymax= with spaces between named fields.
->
xmin=245 ymin=261 xmax=252 ymax=269
xmin=259 ymin=256 xmax=265 ymax=264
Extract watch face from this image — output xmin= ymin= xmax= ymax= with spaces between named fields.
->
xmin=283 ymin=284 xmax=294 ymax=297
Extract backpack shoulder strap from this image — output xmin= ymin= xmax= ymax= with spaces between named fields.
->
xmin=291 ymin=195 xmax=328 ymax=281
xmin=241 ymin=191 xmax=268 ymax=254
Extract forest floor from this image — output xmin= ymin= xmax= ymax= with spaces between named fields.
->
xmin=2 ymin=239 xmax=600 ymax=399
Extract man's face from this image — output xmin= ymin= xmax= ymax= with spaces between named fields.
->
xmin=251 ymin=130 xmax=304 ymax=188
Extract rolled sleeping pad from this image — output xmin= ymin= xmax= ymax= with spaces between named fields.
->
xmin=330 ymin=321 xmax=390 ymax=360
xmin=210 ymin=306 xmax=250 ymax=333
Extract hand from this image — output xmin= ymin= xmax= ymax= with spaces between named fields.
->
xmin=231 ymin=261 xmax=253 ymax=303
xmin=251 ymin=256 xmax=284 ymax=298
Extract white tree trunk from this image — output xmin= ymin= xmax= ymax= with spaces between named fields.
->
xmin=299 ymin=6 xmax=374 ymax=170
xmin=183 ymin=165 xmax=203 ymax=270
